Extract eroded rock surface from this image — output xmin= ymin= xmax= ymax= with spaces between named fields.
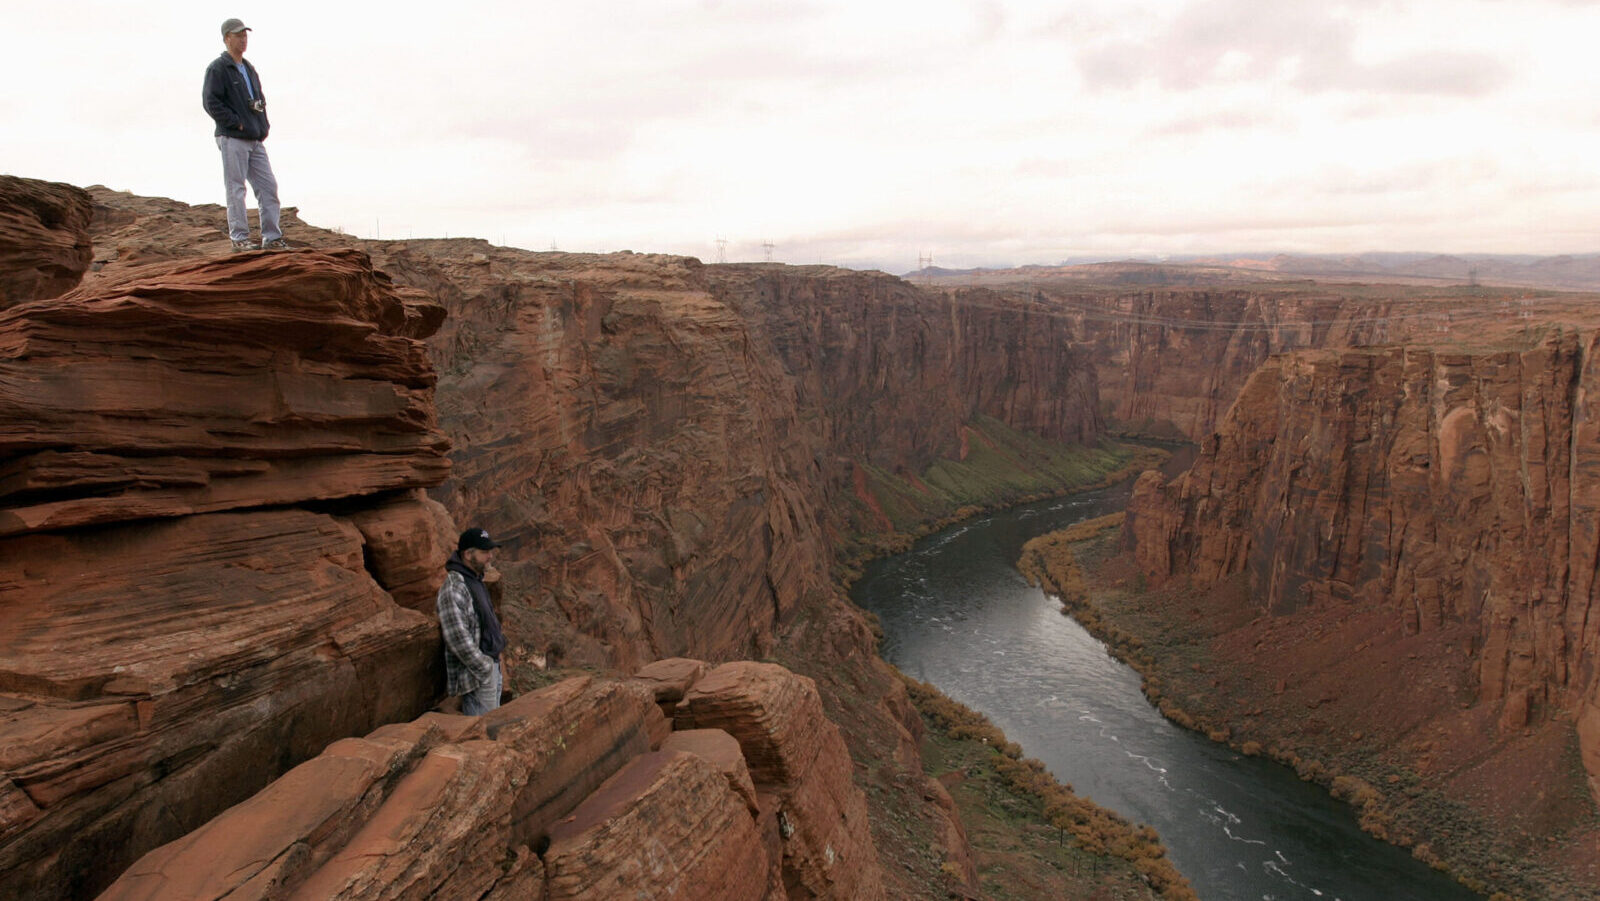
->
xmin=101 ymin=664 xmax=883 ymax=901
xmin=63 ymin=186 xmax=1118 ymax=898
xmin=0 ymin=176 xmax=93 ymax=307
xmin=676 ymin=661 xmax=884 ymax=900
xmin=0 ymin=204 xmax=454 ymax=899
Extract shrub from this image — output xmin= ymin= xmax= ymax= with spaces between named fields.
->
xmin=902 ymin=673 xmax=1201 ymax=900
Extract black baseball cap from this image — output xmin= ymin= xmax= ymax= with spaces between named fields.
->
xmin=457 ymin=528 xmax=502 ymax=552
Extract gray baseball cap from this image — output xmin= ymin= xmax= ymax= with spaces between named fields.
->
xmin=221 ymin=18 xmax=251 ymax=37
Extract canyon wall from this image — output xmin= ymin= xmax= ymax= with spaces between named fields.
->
xmin=1128 ymin=336 xmax=1600 ymax=721
xmin=0 ymin=182 xmax=456 ymax=898
xmin=1125 ymin=334 xmax=1600 ymax=890
xmin=1015 ymin=286 xmax=1473 ymax=440
xmin=355 ymin=241 xmax=1106 ymax=673
xmin=1 ymin=184 xmax=1113 ymax=898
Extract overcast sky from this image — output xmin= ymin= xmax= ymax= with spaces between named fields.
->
xmin=5 ymin=1 xmax=1599 ymax=270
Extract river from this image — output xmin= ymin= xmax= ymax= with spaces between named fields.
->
xmin=851 ymin=461 xmax=1485 ymax=901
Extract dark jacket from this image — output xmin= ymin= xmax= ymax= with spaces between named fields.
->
xmin=203 ymin=52 xmax=270 ymax=141
xmin=444 ymin=553 xmax=507 ymax=660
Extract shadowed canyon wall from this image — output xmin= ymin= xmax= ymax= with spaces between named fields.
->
xmin=360 ymin=241 xmax=1104 ymax=673
xmin=1013 ymin=285 xmax=1493 ymax=440
xmin=1125 ymin=334 xmax=1600 ymax=892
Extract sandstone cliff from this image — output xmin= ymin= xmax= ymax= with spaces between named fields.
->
xmin=1126 ymin=333 xmax=1600 ymax=893
xmin=924 ymin=263 xmax=1590 ymax=443
xmin=350 ymin=241 xmax=1107 ymax=674
xmin=2 ymin=181 xmax=1128 ymax=898
xmin=957 ymin=281 xmax=1571 ymax=442
xmin=0 ymin=184 xmax=456 ymax=898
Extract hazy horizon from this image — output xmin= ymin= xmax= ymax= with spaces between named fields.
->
xmin=7 ymin=1 xmax=1598 ymax=271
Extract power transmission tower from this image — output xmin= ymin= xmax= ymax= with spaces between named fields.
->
xmin=762 ymin=240 xmax=775 ymax=262
xmin=715 ymin=237 xmax=728 ymax=264
xmin=918 ymin=251 xmax=933 ymax=285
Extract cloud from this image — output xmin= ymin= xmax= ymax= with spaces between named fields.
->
xmin=1145 ymin=108 xmax=1292 ymax=137
xmin=1073 ymin=0 xmax=1510 ymax=98
xmin=1341 ymin=51 xmax=1510 ymax=96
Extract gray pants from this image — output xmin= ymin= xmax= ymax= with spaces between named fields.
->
xmin=461 ymin=662 xmax=502 ymax=716
xmin=216 ymin=135 xmax=281 ymax=243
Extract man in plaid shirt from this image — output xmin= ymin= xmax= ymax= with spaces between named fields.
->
xmin=437 ymin=527 xmax=508 ymax=714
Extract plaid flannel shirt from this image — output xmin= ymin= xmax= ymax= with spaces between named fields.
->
xmin=436 ymin=570 xmax=496 ymax=697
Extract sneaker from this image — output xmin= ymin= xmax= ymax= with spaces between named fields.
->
xmin=261 ymin=238 xmax=290 ymax=251
xmin=230 ymin=240 xmax=255 ymax=253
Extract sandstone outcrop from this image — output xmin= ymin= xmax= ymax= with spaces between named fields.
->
xmin=0 ymin=195 xmax=456 ymax=900
xmin=69 ymin=186 xmax=1127 ymax=897
xmin=0 ymin=176 xmax=93 ymax=307
xmin=101 ymin=662 xmax=883 ymax=901
xmin=1125 ymin=333 xmax=1600 ymax=890
xmin=1 ymin=250 xmax=449 ymax=536
xmin=676 ymin=661 xmax=884 ymax=900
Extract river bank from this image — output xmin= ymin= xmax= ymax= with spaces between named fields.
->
xmin=907 ymin=678 xmax=1199 ymax=900
xmin=834 ymin=431 xmax=1171 ymax=585
xmin=829 ymin=444 xmax=1199 ymax=899
xmin=856 ymin=471 xmax=1493 ymax=901
xmin=1022 ymin=517 xmax=1588 ymax=900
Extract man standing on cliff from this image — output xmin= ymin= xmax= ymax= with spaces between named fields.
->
xmin=437 ymin=528 xmax=508 ymax=715
xmin=202 ymin=18 xmax=287 ymax=252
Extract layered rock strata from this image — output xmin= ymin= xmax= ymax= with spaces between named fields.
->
xmin=72 ymin=187 xmax=1098 ymax=896
xmin=1126 ymin=334 xmax=1600 ymax=886
xmin=364 ymin=242 xmax=1105 ymax=675
xmin=100 ymin=662 xmax=884 ymax=901
xmin=0 ymin=231 xmax=455 ymax=899
xmin=0 ymin=175 xmax=93 ymax=307
xmin=75 ymin=189 xmax=1106 ymax=676
xmin=1017 ymin=284 xmax=1559 ymax=441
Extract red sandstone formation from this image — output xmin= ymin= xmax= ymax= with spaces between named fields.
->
xmin=60 ymin=185 xmax=1106 ymax=897
xmin=0 ymin=176 xmax=93 ymax=307
xmin=2 ymin=250 xmax=449 ymax=536
xmin=361 ymin=242 xmax=1105 ymax=674
xmin=74 ymin=189 xmax=1105 ymax=678
xmin=0 ymin=208 xmax=455 ymax=899
xmin=1126 ymin=334 xmax=1600 ymax=890
xmin=676 ymin=661 xmax=884 ymax=900
xmin=100 ymin=663 xmax=882 ymax=901
xmin=972 ymin=283 xmax=1567 ymax=442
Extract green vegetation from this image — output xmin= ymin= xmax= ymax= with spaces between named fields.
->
xmin=905 ymin=675 xmax=1201 ymax=901
xmin=835 ymin=418 xmax=1166 ymax=581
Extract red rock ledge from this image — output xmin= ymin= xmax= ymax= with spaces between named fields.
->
xmin=100 ymin=661 xmax=885 ymax=900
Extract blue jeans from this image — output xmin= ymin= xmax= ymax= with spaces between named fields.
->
xmin=216 ymin=135 xmax=281 ymax=243
xmin=461 ymin=662 xmax=502 ymax=716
